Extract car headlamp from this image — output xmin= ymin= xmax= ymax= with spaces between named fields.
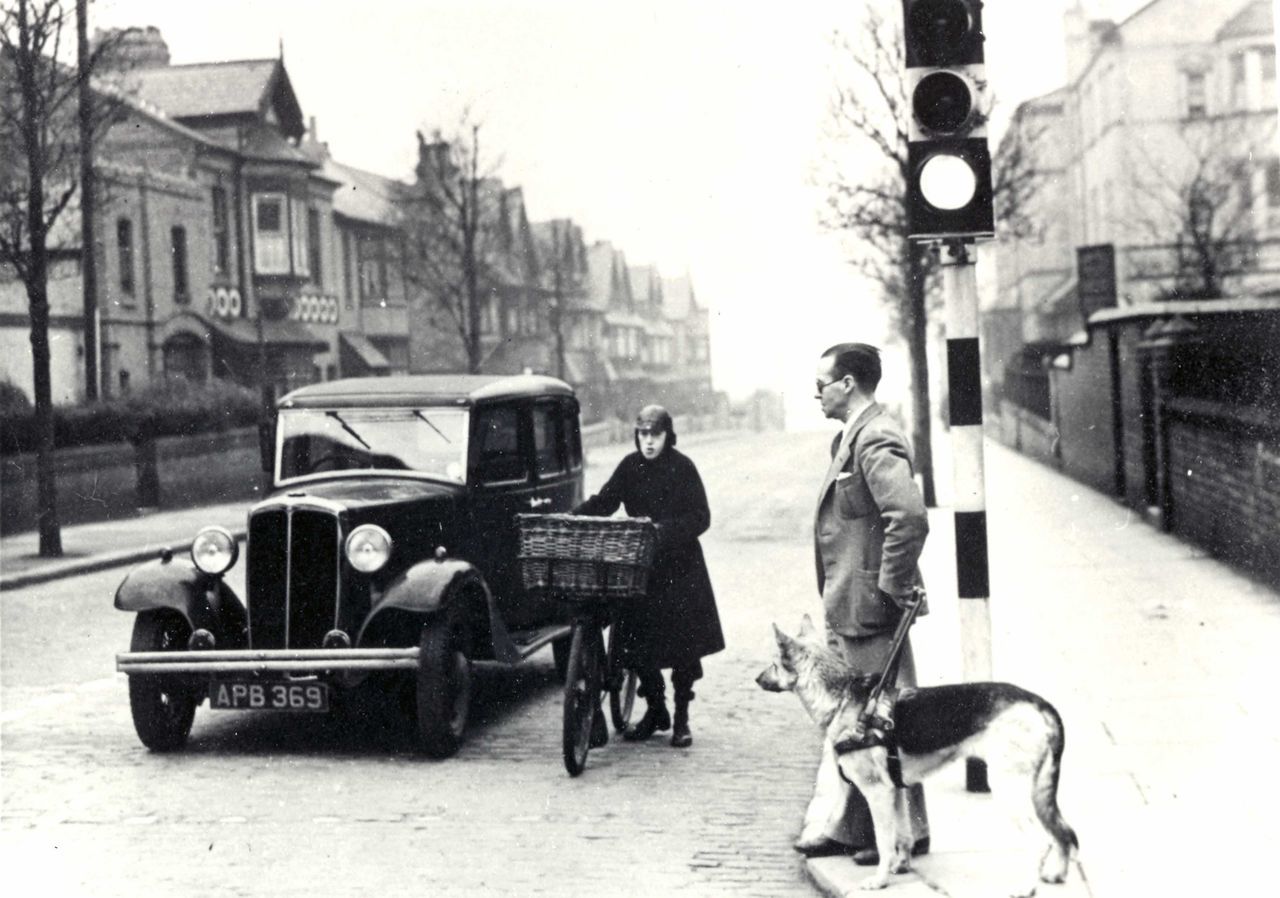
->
xmin=345 ymin=524 xmax=392 ymax=573
xmin=191 ymin=526 xmax=239 ymax=575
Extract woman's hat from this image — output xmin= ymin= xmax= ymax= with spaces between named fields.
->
xmin=634 ymin=404 xmax=676 ymax=447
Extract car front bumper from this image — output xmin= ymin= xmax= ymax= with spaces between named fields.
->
xmin=115 ymin=647 xmax=421 ymax=675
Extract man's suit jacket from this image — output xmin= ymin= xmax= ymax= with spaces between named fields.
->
xmin=814 ymin=402 xmax=928 ymax=637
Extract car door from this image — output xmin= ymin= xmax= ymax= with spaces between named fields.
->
xmin=530 ymin=398 xmax=581 ymax=513
xmin=468 ymin=400 xmax=540 ymax=627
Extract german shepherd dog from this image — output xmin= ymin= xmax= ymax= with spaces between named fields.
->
xmin=756 ymin=616 xmax=1078 ymax=894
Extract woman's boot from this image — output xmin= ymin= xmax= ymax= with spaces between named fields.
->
xmin=671 ymin=690 xmax=693 ymax=748
xmin=624 ymin=675 xmax=670 ymax=741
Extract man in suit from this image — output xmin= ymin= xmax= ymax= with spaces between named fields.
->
xmin=794 ymin=342 xmax=930 ymax=865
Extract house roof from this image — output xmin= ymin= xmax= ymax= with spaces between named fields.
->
xmin=628 ymin=265 xmax=659 ymax=305
xmin=661 ymin=275 xmax=696 ymax=321
xmin=127 ymin=58 xmax=305 ymax=138
xmin=583 ymin=241 xmax=616 ymax=312
xmin=1216 ymin=0 xmax=1272 ymax=40
xmin=325 ymin=158 xmax=404 ymax=225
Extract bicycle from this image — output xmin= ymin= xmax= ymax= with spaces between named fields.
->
xmin=516 ymin=514 xmax=655 ymax=776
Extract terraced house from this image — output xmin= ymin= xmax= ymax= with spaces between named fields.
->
xmin=0 ymin=26 xmax=719 ymax=421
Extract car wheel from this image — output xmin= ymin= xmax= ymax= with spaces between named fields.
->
xmin=552 ymin=634 xmax=572 ymax=683
xmin=415 ymin=612 xmax=472 ymax=758
xmin=127 ymin=611 xmax=197 ymax=752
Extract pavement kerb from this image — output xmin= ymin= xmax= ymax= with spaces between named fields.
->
xmin=0 ymin=529 xmax=247 ymax=591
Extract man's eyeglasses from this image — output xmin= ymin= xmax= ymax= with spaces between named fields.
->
xmin=815 ymin=375 xmax=847 ymax=393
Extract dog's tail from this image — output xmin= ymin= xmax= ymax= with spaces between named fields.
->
xmin=1032 ymin=701 xmax=1079 ymax=856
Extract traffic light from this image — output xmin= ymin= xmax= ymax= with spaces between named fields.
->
xmin=903 ymin=0 xmax=994 ymax=241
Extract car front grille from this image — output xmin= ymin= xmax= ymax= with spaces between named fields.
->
xmin=247 ymin=504 xmax=342 ymax=649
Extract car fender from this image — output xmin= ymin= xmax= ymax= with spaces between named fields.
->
xmin=113 ymin=554 xmax=248 ymax=648
xmin=360 ymin=557 xmax=523 ymax=663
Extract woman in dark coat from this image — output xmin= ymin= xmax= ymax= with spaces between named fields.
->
xmin=574 ymin=404 xmax=725 ymax=748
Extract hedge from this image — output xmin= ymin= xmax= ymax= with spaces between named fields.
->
xmin=0 ymin=377 xmax=262 ymax=455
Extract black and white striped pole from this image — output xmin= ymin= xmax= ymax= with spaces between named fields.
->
xmin=942 ymin=241 xmax=992 ymax=794
xmin=900 ymin=0 xmax=995 ymax=794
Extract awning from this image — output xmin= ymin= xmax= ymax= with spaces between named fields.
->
xmin=340 ymin=332 xmax=391 ymax=370
xmin=209 ymin=316 xmax=328 ymax=350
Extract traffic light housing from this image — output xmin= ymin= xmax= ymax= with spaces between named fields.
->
xmin=903 ymin=0 xmax=994 ymax=241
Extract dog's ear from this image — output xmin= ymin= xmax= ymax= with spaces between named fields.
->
xmin=772 ymin=623 xmax=793 ymax=648
xmin=798 ymin=614 xmax=816 ymax=638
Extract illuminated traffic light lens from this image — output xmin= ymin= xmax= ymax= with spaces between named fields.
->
xmin=909 ymin=0 xmax=973 ymax=64
xmin=918 ymin=153 xmax=977 ymax=211
xmin=913 ymin=71 xmax=973 ymax=134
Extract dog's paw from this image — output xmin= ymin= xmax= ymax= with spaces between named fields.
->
xmin=857 ymin=875 xmax=889 ymax=891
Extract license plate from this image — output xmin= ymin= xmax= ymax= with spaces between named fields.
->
xmin=210 ymin=680 xmax=330 ymax=712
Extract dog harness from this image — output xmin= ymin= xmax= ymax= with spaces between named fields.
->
xmin=833 ymin=691 xmax=908 ymax=790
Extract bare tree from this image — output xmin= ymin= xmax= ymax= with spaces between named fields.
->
xmin=1131 ymin=116 xmax=1277 ymax=301
xmin=403 ymin=114 xmax=505 ymax=373
xmin=0 ymin=0 xmax=120 ymax=555
xmin=818 ymin=6 xmax=1041 ymax=506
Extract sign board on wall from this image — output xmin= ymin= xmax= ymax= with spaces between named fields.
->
xmin=1077 ymin=244 xmax=1116 ymax=321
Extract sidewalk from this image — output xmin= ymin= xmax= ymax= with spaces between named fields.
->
xmin=806 ymin=437 xmax=1279 ymax=897
xmin=0 ymin=501 xmax=248 ymax=590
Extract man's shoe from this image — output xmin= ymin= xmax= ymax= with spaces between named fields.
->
xmin=851 ymin=837 xmax=930 ymax=867
xmin=793 ymin=839 xmax=852 ymax=858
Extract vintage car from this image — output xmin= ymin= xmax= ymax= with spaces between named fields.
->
xmin=114 ymin=374 xmax=585 ymax=757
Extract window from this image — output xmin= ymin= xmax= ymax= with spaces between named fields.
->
xmin=170 ymin=226 xmax=189 ymax=303
xmin=481 ymin=295 xmax=498 ymax=334
xmin=1230 ymin=52 xmax=1247 ymax=109
xmin=211 ymin=186 xmax=230 ymax=277
xmin=163 ymin=334 xmax=207 ymax=382
xmin=531 ymin=403 xmax=566 ymax=478
xmin=1184 ymin=71 xmax=1207 ymax=118
xmin=307 ymin=208 xmax=322 ymax=285
xmin=252 ymin=193 xmax=289 ymax=274
xmin=1266 ymin=159 xmax=1280 ymax=208
xmin=473 ymin=405 xmax=528 ymax=483
xmin=1234 ymin=160 xmax=1254 ymax=211
xmin=561 ymin=401 xmax=582 ymax=471
xmin=116 ymin=218 xmax=135 ymax=296
xmin=291 ymin=201 xmax=309 ymax=278
xmin=1262 ymin=47 xmax=1276 ymax=85
xmin=357 ymin=233 xmax=387 ymax=304
xmin=341 ymin=231 xmax=354 ymax=308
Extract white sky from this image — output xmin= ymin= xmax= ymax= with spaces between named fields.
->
xmin=90 ymin=0 xmax=1147 ymax=427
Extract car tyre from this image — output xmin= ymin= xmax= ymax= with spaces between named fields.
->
xmin=128 ymin=611 xmax=198 ymax=752
xmin=416 ymin=612 xmax=472 ymax=758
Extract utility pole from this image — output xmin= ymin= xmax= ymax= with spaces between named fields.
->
xmin=76 ymin=0 xmax=99 ymax=400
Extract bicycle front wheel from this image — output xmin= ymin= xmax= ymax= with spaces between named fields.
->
xmin=562 ymin=621 xmax=603 ymax=776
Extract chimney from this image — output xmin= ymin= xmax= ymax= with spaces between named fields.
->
xmin=93 ymin=26 xmax=170 ymax=72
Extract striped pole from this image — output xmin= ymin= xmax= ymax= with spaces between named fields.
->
xmin=942 ymin=240 xmax=992 ymax=793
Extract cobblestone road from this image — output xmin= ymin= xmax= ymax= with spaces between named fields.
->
xmin=1 ymin=430 xmax=836 ymax=898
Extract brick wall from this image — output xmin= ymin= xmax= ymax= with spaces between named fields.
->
xmin=1164 ymin=398 xmax=1280 ymax=583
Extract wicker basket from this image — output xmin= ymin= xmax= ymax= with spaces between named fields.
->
xmin=516 ymin=513 xmax=657 ymax=600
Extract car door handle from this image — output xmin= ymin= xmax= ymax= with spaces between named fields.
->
xmin=528 ymin=497 xmax=552 ymax=508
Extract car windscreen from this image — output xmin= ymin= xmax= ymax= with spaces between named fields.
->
xmin=277 ymin=407 xmax=469 ymax=484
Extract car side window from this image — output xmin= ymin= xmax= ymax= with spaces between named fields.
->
xmin=562 ymin=400 xmax=582 ymax=471
xmin=474 ymin=405 xmax=529 ymax=484
xmin=532 ymin=402 xmax=567 ymax=478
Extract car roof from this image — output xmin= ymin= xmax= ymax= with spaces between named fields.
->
xmin=278 ymin=374 xmax=575 ymax=409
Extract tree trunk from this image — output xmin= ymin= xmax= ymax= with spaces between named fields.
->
xmin=19 ymin=0 xmax=63 ymax=557
xmin=905 ymin=243 xmax=936 ymax=508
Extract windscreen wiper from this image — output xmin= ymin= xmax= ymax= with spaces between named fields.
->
xmin=325 ymin=411 xmax=372 ymax=450
xmin=413 ymin=410 xmax=451 ymax=443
